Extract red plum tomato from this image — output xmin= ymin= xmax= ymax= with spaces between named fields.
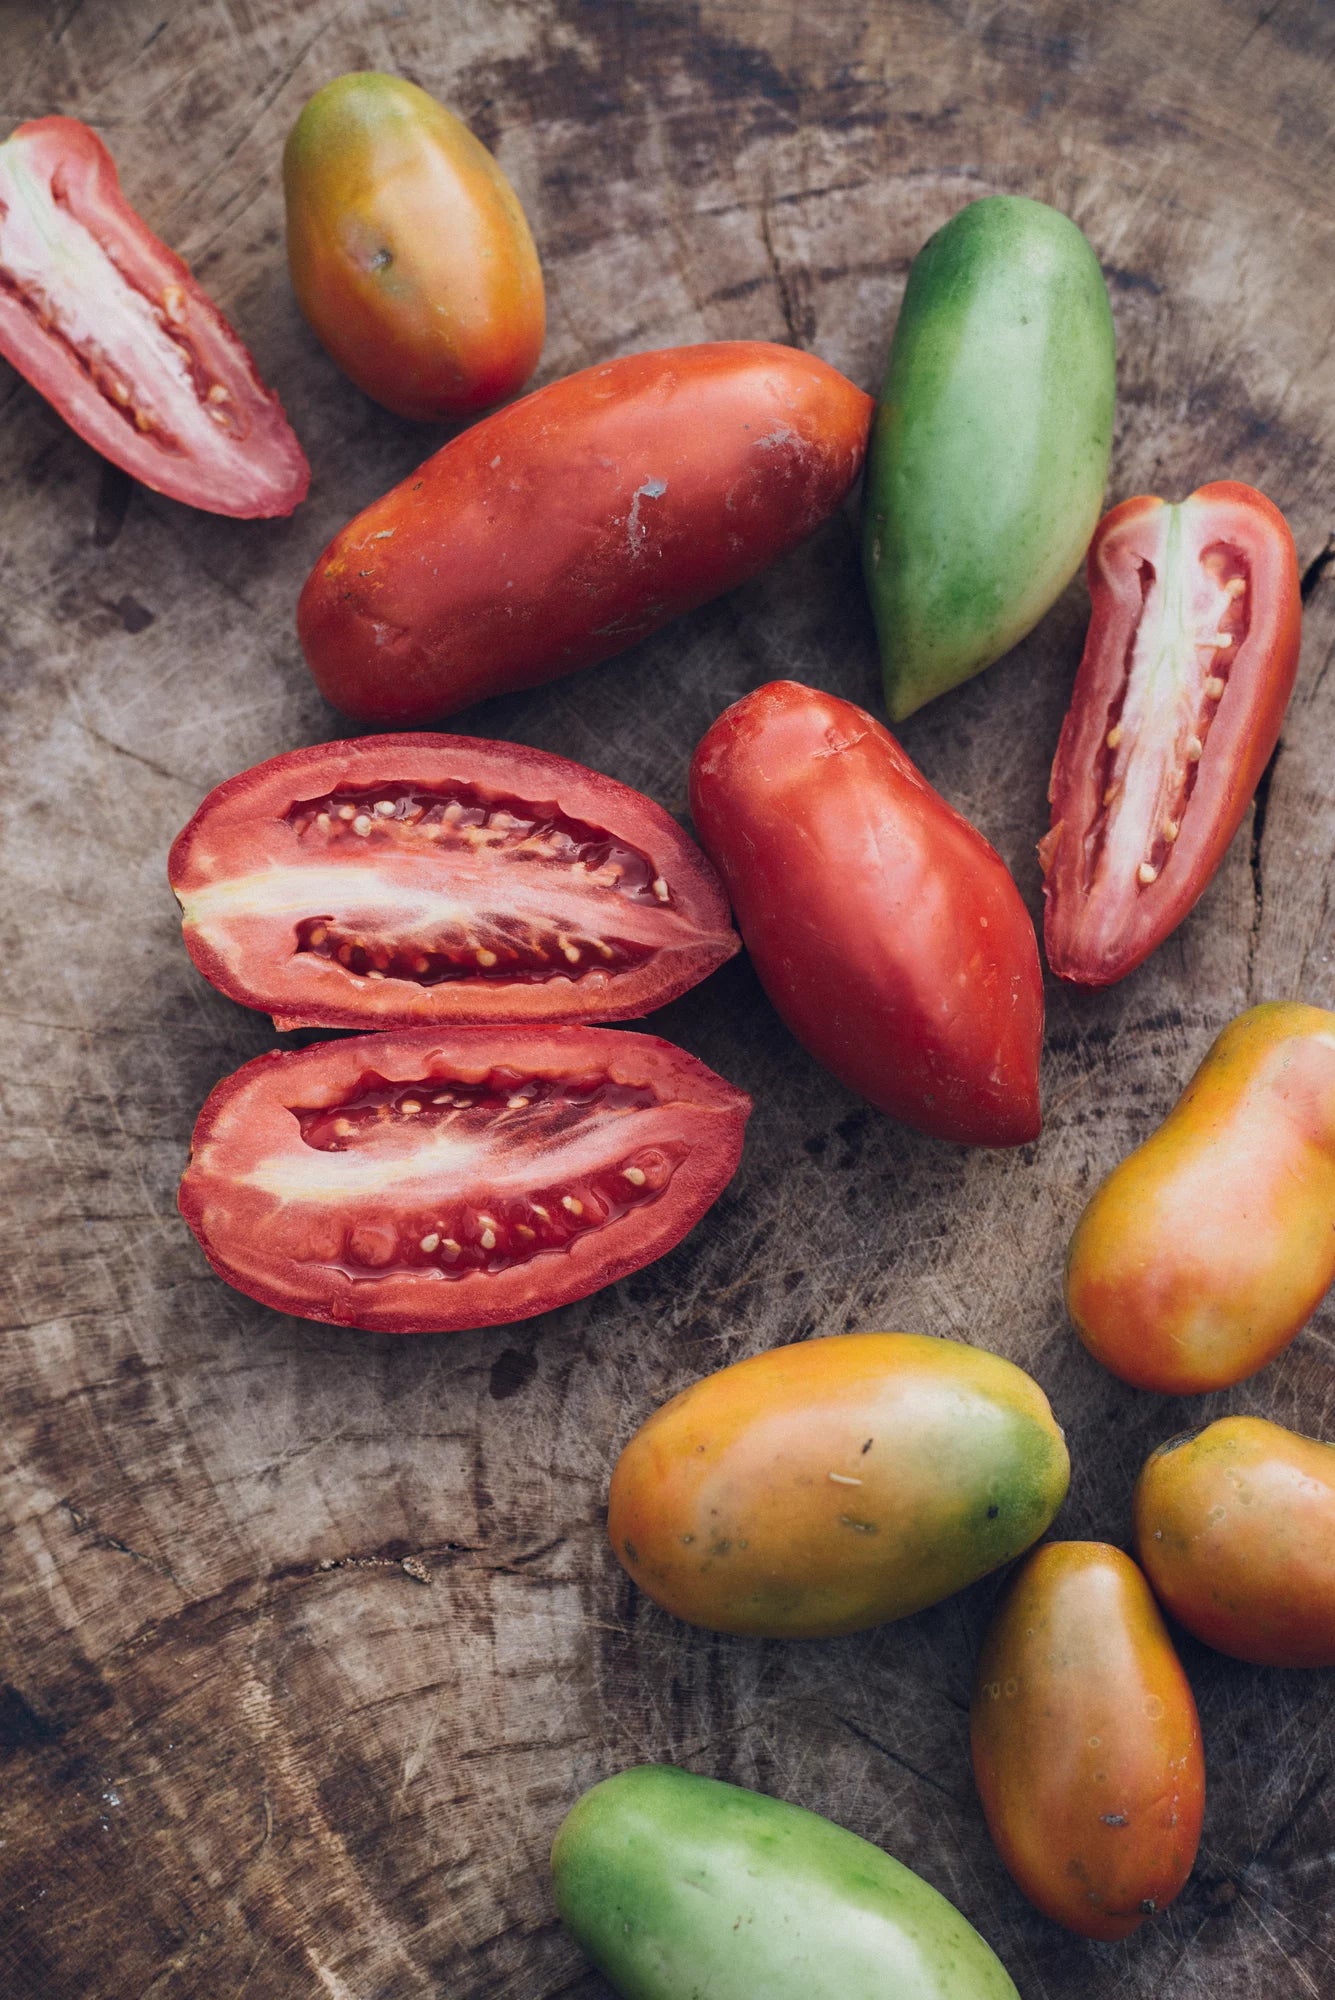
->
xmin=688 ymin=681 xmax=1043 ymax=1146
xmin=297 ymin=343 xmax=873 ymax=722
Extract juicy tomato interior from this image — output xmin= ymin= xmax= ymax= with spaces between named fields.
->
xmin=1042 ymin=482 xmax=1300 ymax=986
xmin=170 ymin=735 xmax=737 ymax=1029
xmin=291 ymin=1065 xmax=682 ymax=1280
xmin=0 ymin=118 xmax=308 ymax=517
xmin=179 ymin=1027 xmax=751 ymax=1333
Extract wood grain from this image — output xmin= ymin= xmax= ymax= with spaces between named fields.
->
xmin=2 ymin=2 xmax=1334 ymax=1994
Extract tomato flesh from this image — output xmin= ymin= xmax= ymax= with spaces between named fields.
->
xmin=179 ymin=1027 xmax=750 ymax=1332
xmin=0 ymin=118 xmax=309 ymax=517
xmin=1042 ymin=482 xmax=1300 ymax=986
xmin=170 ymin=735 xmax=737 ymax=1029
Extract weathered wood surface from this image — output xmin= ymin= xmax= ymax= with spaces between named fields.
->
xmin=3 ymin=1 xmax=1335 ymax=1994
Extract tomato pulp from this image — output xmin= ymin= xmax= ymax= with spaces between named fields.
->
xmin=297 ymin=343 xmax=873 ymax=722
xmin=169 ymin=735 xmax=737 ymax=1030
xmin=1042 ymin=482 xmax=1300 ymax=986
xmin=179 ymin=1026 xmax=750 ymax=1332
xmin=284 ymin=73 xmax=544 ymax=420
xmin=0 ymin=118 xmax=308 ymax=517
xmin=689 ymin=681 xmax=1043 ymax=1146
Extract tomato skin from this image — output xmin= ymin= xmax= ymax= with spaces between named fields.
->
xmin=297 ymin=343 xmax=873 ymax=722
xmin=609 ymin=1333 xmax=1069 ymax=1638
xmin=283 ymin=74 xmax=544 ymax=421
xmin=0 ymin=118 xmax=308 ymax=518
xmin=971 ymin=1543 xmax=1204 ymax=1942
xmin=1067 ymin=1002 xmax=1335 ymax=1393
xmin=168 ymin=733 xmax=737 ymax=1030
xmin=1041 ymin=482 xmax=1301 ymax=987
xmin=552 ymin=1765 xmax=1021 ymax=2000
xmin=1134 ymin=1418 xmax=1335 ymax=1667
xmin=178 ymin=1026 xmax=749 ymax=1333
xmin=688 ymin=681 xmax=1043 ymax=1146
xmin=863 ymin=196 xmax=1115 ymax=719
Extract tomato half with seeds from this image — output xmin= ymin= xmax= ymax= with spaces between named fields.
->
xmin=169 ymin=735 xmax=738 ymax=1030
xmin=689 ymin=681 xmax=1043 ymax=1146
xmin=1041 ymin=482 xmax=1300 ymax=986
xmin=284 ymin=73 xmax=544 ymax=420
xmin=298 ymin=342 xmax=873 ymax=722
xmin=971 ymin=1542 xmax=1204 ymax=1942
xmin=179 ymin=1027 xmax=750 ymax=1333
xmin=0 ymin=118 xmax=308 ymax=518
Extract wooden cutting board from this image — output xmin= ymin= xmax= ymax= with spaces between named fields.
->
xmin=3 ymin=2 xmax=1333 ymax=1993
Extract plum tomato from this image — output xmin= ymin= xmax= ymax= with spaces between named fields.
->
xmin=0 ymin=118 xmax=308 ymax=517
xmin=553 ymin=1766 xmax=1022 ymax=2000
xmin=1134 ymin=1417 xmax=1335 ymax=1667
xmin=1041 ymin=482 xmax=1301 ymax=986
xmin=283 ymin=73 xmax=544 ymax=421
xmin=297 ymin=343 xmax=873 ymax=722
xmin=971 ymin=1542 xmax=1204 ymax=1942
xmin=1066 ymin=1002 xmax=1335 ymax=1393
xmin=688 ymin=681 xmax=1043 ymax=1146
xmin=862 ymin=196 xmax=1115 ymax=719
xmin=168 ymin=735 xmax=737 ymax=1031
xmin=608 ymin=1333 xmax=1069 ymax=1638
xmin=178 ymin=1026 xmax=750 ymax=1333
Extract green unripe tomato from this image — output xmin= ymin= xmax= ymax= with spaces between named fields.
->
xmin=552 ymin=1765 xmax=1020 ymax=2000
xmin=863 ymin=195 xmax=1115 ymax=719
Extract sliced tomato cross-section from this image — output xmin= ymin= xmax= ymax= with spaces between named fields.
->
xmin=179 ymin=1026 xmax=751 ymax=1332
xmin=1041 ymin=481 xmax=1301 ymax=986
xmin=0 ymin=117 xmax=309 ymax=517
xmin=169 ymin=734 xmax=738 ymax=1029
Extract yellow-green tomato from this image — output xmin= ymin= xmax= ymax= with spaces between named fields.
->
xmin=552 ymin=1766 xmax=1021 ymax=2000
xmin=283 ymin=73 xmax=544 ymax=420
xmin=1067 ymin=1002 xmax=1335 ymax=1393
xmin=608 ymin=1332 xmax=1069 ymax=1637
xmin=1134 ymin=1417 xmax=1335 ymax=1667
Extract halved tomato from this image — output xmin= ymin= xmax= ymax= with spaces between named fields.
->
xmin=169 ymin=735 xmax=738 ymax=1030
xmin=179 ymin=1026 xmax=751 ymax=1332
xmin=1041 ymin=482 xmax=1300 ymax=986
xmin=0 ymin=117 xmax=309 ymax=518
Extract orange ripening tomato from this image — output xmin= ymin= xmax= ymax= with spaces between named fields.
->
xmin=971 ymin=1542 xmax=1204 ymax=1942
xmin=609 ymin=1333 xmax=1069 ymax=1639
xmin=1041 ymin=482 xmax=1300 ymax=987
xmin=1134 ymin=1417 xmax=1335 ymax=1667
xmin=284 ymin=73 xmax=544 ymax=421
xmin=297 ymin=343 xmax=873 ymax=723
xmin=1066 ymin=1002 xmax=1335 ymax=1393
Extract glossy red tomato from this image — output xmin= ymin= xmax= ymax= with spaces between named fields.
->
xmin=284 ymin=73 xmax=544 ymax=421
xmin=689 ymin=682 xmax=1043 ymax=1146
xmin=0 ymin=118 xmax=308 ymax=517
xmin=169 ymin=734 xmax=737 ymax=1031
xmin=179 ymin=1027 xmax=750 ymax=1333
xmin=297 ymin=342 xmax=873 ymax=722
xmin=1041 ymin=482 xmax=1300 ymax=985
